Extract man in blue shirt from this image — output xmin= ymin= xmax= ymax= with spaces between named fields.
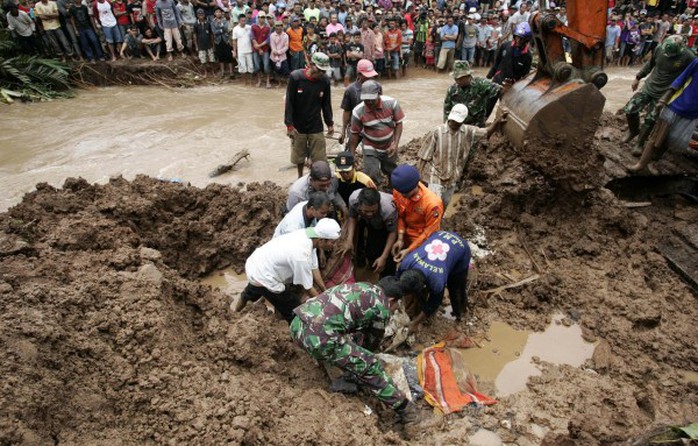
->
xmin=397 ymin=231 xmax=472 ymax=331
xmin=437 ymin=15 xmax=459 ymax=72
xmin=630 ymin=57 xmax=698 ymax=172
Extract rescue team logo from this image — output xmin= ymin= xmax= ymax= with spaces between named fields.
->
xmin=425 ymin=239 xmax=450 ymax=261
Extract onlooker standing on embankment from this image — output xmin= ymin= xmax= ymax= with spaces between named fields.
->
xmin=155 ymin=0 xmax=185 ymax=61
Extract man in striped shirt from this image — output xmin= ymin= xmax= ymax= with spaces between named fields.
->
xmin=417 ymin=104 xmax=507 ymax=207
xmin=348 ymin=80 xmax=405 ymax=184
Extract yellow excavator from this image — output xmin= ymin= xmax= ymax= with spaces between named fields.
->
xmin=501 ymin=0 xmax=608 ymax=152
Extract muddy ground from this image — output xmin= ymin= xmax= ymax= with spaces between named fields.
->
xmin=1 ymin=113 xmax=697 ymax=445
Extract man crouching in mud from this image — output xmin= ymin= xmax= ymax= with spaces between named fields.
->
xmin=289 ymin=277 xmax=424 ymax=427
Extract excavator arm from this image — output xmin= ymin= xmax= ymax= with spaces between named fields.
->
xmin=501 ymin=0 xmax=609 ymax=157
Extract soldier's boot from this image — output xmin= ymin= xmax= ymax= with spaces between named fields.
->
xmin=633 ymin=122 xmax=653 ymax=156
xmin=329 ymin=377 xmax=358 ymax=394
xmin=623 ymin=113 xmax=641 ymax=144
xmin=397 ymin=401 xmax=420 ymax=425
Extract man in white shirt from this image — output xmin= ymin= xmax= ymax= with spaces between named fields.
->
xmin=232 ymin=14 xmax=254 ymax=82
xmin=273 ymin=192 xmax=331 ymax=238
xmin=236 ymin=218 xmax=341 ymax=322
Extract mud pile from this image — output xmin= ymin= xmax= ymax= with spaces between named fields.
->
xmin=1 ymin=116 xmax=697 ymax=445
xmin=439 ymin=123 xmax=698 ymax=444
xmin=1 ymin=176 xmax=403 ymax=445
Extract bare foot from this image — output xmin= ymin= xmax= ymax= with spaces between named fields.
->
xmin=111 ymin=56 xmax=117 ymax=62
xmin=167 ymin=54 xmax=173 ymax=61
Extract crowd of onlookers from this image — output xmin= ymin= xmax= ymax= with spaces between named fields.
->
xmin=2 ymin=0 xmax=697 ymax=84
xmin=605 ymin=7 xmax=698 ymax=67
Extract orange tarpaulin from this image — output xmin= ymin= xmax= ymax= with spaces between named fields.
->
xmin=417 ymin=342 xmax=496 ymax=415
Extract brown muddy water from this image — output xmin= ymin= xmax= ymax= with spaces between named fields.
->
xmin=0 ymin=67 xmax=636 ymax=211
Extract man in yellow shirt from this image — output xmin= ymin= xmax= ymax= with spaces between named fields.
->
xmin=35 ymin=0 xmax=75 ymax=60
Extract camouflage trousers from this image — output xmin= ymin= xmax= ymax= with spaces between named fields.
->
xmin=623 ymin=91 xmax=660 ymax=141
xmin=289 ymin=317 xmax=407 ymax=409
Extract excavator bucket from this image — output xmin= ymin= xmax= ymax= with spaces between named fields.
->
xmin=500 ymin=75 xmax=606 ymax=149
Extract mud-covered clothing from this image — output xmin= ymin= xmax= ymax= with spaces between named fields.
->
xmin=289 ymin=282 xmax=407 ymax=409
xmin=335 ymin=170 xmax=374 ymax=205
xmin=443 ymin=77 xmax=502 ymax=125
xmin=286 ymin=174 xmax=345 ymax=213
xmin=397 ymin=231 xmax=471 ymax=316
xmin=635 ymin=48 xmax=695 ymax=99
xmin=487 ymin=40 xmax=532 ymax=84
xmin=623 ymin=91 xmax=661 ymax=137
xmin=393 ymin=182 xmax=443 ymax=252
xmin=284 ymin=68 xmax=333 ymax=134
xmin=418 ymin=123 xmax=486 ymax=190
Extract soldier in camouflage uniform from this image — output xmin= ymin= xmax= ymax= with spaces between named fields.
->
xmin=622 ymin=35 xmax=695 ymax=155
xmin=289 ymin=277 xmax=421 ymax=420
xmin=443 ymin=60 xmax=507 ymax=127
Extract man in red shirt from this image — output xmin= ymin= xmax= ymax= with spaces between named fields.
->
xmin=384 ymin=17 xmax=402 ymax=79
xmin=252 ymin=12 xmax=271 ymax=88
xmin=348 ymin=80 xmax=405 ymax=184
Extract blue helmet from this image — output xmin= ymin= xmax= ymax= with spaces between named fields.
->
xmin=514 ymin=21 xmax=532 ymax=39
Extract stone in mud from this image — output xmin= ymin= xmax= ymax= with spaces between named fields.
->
xmin=592 ymin=339 xmax=614 ymax=372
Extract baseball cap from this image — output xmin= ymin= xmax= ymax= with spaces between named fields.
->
xmin=306 ymin=218 xmax=341 ymax=240
xmin=274 ymin=20 xmax=283 ymax=26
xmin=291 ymin=14 xmax=300 ymax=21
xmin=333 ymin=151 xmax=355 ymax=171
xmin=257 ymin=12 xmax=266 ymax=18
xmin=310 ymin=160 xmax=332 ymax=180
xmin=357 ymin=59 xmax=378 ymax=77
xmin=447 ymin=104 xmax=469 ymax=123
xmin=360 ymin=80 xmax=381 ymax=100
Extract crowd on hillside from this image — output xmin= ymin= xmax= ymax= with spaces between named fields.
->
xmin=2 ymin=0 xmax=697 ymax=83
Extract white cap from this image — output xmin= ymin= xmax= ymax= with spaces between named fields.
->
xmin=306 ymin=218 xmax=341 ymax=240
xmin=447 ymin=104 xmax=469 ymax=123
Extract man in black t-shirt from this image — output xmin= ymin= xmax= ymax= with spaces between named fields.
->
xmin=343 ymin=31 xmax=364 ymax=85
xmin=69 ymin=0 xmax=105 ymax=61
xmin=284 ymin=51 xmax=335 ymax=178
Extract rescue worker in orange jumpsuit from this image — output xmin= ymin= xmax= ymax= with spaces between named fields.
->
xmin=390 ymin=164 xmax=444 ymax=264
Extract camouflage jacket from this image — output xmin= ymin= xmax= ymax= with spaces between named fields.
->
xmin=293 ymin=282 xmax=391 ymax=337
xmin=443 ymin=77 xmax=502 ymax=126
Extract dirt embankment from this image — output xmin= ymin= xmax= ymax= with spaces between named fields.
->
xmin=1 ymin=114 xmax=697 ymax=445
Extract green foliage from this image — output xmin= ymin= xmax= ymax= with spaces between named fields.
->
xmin=0 ymin=29 xmax=74 ymax=103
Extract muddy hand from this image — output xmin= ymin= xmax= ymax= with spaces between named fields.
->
xmin=326 ymin=125 xmax=334 ymax=137
xmin=372 ymin=256 xmax=387 ymax=274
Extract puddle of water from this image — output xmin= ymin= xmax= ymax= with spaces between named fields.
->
xmin=458 ymin=313 xmax=596 ymax=397
xmin=200 ymin=268 xmax=248 ymax=296
xmin=468 ymin=429 xmax=503 ymax=446
xmin=457 ymin=321 xmax=530 ymax=383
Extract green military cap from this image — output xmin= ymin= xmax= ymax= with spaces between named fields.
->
xmin=451 ymin=60 xmax=473 ymax=79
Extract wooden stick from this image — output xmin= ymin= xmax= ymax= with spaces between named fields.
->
xmin=481 ymin=274 xmax=540 ymax=295
xmin=208 ymin=149 xmax=251 ymax=178
xmin=517 ymin=228 xmax=543 ymax=273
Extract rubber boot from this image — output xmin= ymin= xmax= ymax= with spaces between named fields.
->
xmin=633 ymin=124 xmax=651 ymax=156
xmin=623 ymin=113 xmax=641 ymax=144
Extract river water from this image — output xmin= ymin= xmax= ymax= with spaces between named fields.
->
xmin=0 ymin=67 xmax=636 ymax=211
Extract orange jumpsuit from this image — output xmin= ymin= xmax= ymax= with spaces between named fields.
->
xmin=393 ymin=183 xmax=444 ymax=252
